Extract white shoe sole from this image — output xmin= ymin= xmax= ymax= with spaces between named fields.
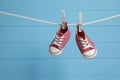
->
xmin=83 ymin=50 xmax=97 ymax=59
xmin=50 ymin=50 xmax=63 ymax=56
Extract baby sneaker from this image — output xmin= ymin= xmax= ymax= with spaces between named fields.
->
xmin=49 ymin=22 xmax=71 ymax=56
xmin=76 ymin=25 xmax=97 ymax=58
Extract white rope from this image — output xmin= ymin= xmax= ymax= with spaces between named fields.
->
xmin=68 ymin=14 xmax=120 ymax=26
xmin=84 ymin=14 xmax=120 ymax=25
xmin=0 ymin=11 xmax=60 ymax=26
xmin=0 ymin=11 xmax=120 ymax=26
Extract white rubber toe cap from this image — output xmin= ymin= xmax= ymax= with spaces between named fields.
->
xmin=49 ymin=46 xmax=62 ymax=56
xmin=83 ymin=49 xmax=97 ymax=59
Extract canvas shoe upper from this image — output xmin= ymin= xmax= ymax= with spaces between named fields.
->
xmin=49 ymin=22 xmax=71 ymax=56
xmin=76 ymin=25 xmax=97 ymax=58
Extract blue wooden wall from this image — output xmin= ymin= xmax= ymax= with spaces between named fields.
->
xmin=0 ymin=0 xmax=120 ymax=80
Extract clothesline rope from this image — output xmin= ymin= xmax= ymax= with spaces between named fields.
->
xmin=0 ymin=11 xmax=59 ymax=26
xmin=82 ymin=14 xmax=120 ymax=26
xmin=68 ymin=14 xmax=120 ymax=26
xmin=0 ymin=11 xmax=120 ymax=26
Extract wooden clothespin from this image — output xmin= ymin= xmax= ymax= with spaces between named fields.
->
xmin=78 ymin=12 xmax=82 ymax=32
xmin=61 ymin=10 xmax=66 ymax=29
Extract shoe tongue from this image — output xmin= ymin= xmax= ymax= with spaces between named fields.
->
xmin=78 ymin=31 xmax=85 ymax=39
xmin=57 ymin=32 xmax=63 ymax=37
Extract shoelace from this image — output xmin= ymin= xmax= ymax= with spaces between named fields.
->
xmin=80 ymin=38 xmax=93 ymax=49
xmin=53 ymin=35 xmax=64 ymax=47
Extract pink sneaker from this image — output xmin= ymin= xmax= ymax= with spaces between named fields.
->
xmin=76 ymin=25 xmax=97 ymax=58
xmin=49 ymin=22 xmax=71 ymax=56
